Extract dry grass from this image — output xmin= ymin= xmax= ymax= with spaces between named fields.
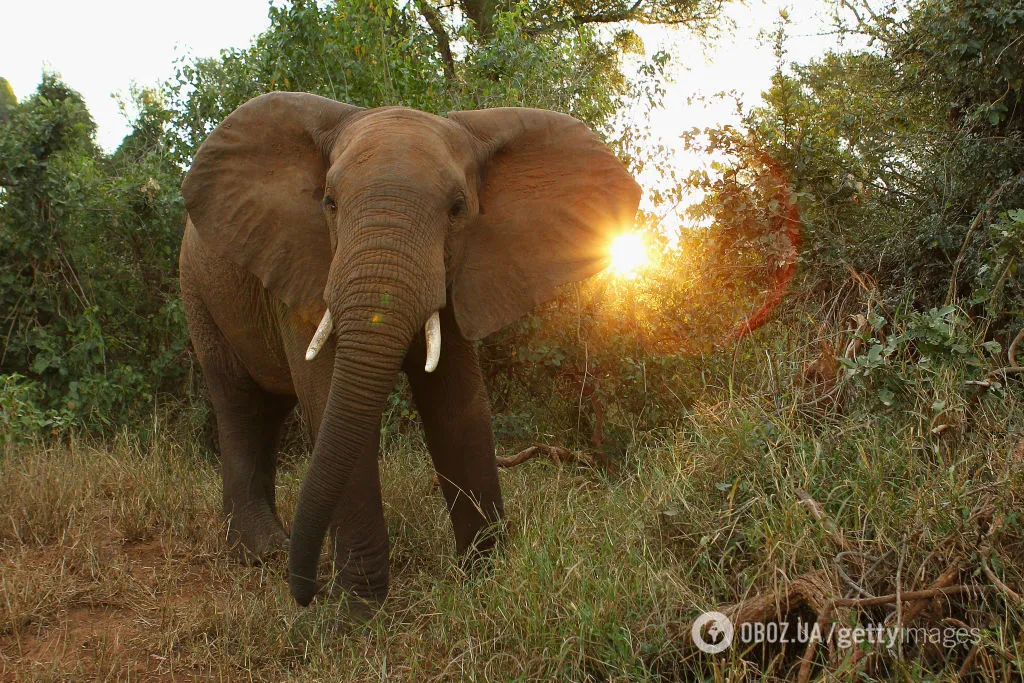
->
xmin=2 ymin=349 xmax=1023 ymax=680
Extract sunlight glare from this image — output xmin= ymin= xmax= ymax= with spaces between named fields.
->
xmin=609 ymin=232 xmax=648 ymax=278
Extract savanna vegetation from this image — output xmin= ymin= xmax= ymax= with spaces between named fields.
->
xmin=1 ymin=0 xmax=1022 ymax=679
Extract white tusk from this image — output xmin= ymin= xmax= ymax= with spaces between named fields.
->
xmin=305 ymin=309 xmax=333 ymax=361
xmin=424 ymin=311 xmax=441 ymax=373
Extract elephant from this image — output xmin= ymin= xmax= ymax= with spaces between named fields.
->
xmin=177 ymin=91 xmax=641 ymax=610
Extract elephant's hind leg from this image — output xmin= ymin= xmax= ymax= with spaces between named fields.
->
xmin=184 ymin=293 xmax=295 ymax=562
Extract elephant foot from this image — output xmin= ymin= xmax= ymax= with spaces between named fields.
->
xmin=235 ymin=533 xmax=289 ymax=565
xmin=458 ymin=519 xmax=505 ymax=573
xmin=324 ymin=580 xmax=386 ymax=623
xmin=227 ymin=513 xmax=290 ymax=565
xmin=287 ymin=573 xmax=384 ymax=623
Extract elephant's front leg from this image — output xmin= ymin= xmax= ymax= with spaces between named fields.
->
xmin=285 ymin=323 xmax=391 ymax=607
xmin=404 ymin=307 xmax=504 ymax=560
xmin=185 ymin=289 xmax=295 ymax=563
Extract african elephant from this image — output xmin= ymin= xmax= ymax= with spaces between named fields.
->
xmin=178 ymin=92 xmax=641 ymax=610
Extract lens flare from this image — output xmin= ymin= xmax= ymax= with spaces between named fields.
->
xmin=609 ymin=232 xmax=648 ymax=278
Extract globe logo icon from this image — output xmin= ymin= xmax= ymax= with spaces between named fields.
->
xmin=691 ymin=611 xmax=734 ymax=654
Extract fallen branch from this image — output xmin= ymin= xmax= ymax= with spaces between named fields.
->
xmin=981 ymin=553 xmax=1024 ymax=608
xmin=682 ymin=571 xmax=834 ymax=655
xmin=432 ymin=444 xmax=593 ymax=488
xmin=831 ymin=583 xmax=973 ymax=609
xmin=495 ymin=444 xmax=592 ymax=468
xmin=845 ymin=562 xmax=964 ymax=674
xmin=1009 ymin=327 xmax=1024 ymax=368
xmin=686 ymin=503 xmax=1018 ymax=677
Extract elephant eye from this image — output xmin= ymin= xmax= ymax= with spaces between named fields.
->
xmin=448 ymin=196 xmax=467 ymax=221
xmin=322 ymin=196 xmax=337 ymax=212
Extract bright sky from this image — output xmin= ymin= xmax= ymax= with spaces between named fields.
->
xmin=625 ymin=1 xmax=849 ymax=227
xmin=5 ymin=0 xmax=271 ymax=151
xmin=5 ymin=1 xmax=844 ymax=168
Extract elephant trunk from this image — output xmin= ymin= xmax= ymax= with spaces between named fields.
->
xmin=288 ymin=245 xmax=444 ymax=607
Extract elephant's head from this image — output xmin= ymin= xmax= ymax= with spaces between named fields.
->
xmin=181 ymin=92 xmax=640 ymax=606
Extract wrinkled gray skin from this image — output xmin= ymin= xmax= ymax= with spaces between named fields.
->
xmin=178 ymin=92 xmax=640 ymax=611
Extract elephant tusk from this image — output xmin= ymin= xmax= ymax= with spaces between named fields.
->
xmin=424 ymin=311 xmax=441 ymax=373
xmin=305 ymin=309 xmax=333 ymax=361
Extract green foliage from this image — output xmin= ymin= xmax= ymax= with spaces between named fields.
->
xmin=0 ymin=76 xmax=187 ymax=436
xmin=870 ymin=0 xmax=1024 ymax=133
xmin=164 ymin=0 xmax=658 ymax=164
xmin=689 ymin=1 xmax=1023 ymax=332
xmin=839 ymin=305 xmax=1003 ymax=408
xmin=0 ymin=77 xmax=16 ymax=121
xmin=0 ymin=374 xmax=63 ymax=443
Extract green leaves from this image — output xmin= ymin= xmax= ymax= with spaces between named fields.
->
xmin=164 ymin=0 xmax=678 ymax=167
xmin=689 ymin=0 xmax=1024 ymax=350
xmin=0 ymin=77 xmax=187 ymax=437
xmin=837 ymin=304 xmax=1002 ymax=409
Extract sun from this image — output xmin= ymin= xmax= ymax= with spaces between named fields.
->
xmin=609 ymin=232 xmax=648 ymax=278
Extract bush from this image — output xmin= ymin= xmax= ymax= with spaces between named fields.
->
xmin=687 ymin=3 xmax=1024 ymax=329
xmin=0 ymin=76 xmax=187 ymax=436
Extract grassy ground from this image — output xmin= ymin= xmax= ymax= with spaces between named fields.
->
xmin=2 ymin=335 xmax=1023 ymax=680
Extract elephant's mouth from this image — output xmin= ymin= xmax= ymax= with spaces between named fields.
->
xmin=305 ymin=308 xmax=443 ymax=372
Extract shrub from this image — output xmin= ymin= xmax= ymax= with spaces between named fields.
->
xmin=0 ymin=76 xmax=187 ymax=435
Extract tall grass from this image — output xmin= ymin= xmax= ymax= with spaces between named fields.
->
xmin=1 ymin=317 xmax=1021 ymax=680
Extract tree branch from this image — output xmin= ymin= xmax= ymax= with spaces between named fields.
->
xmin=946 ymin=169 xmax=1024 ymax=305
xmin=573 ymin=0 xmax=643 ymax=24
xmin=415 ymin=0 xmax=457 ymax=82
xmin=527 ymin=0 xmax=644 ymax=35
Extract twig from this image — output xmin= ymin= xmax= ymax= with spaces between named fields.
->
xmin=795 ymin=488 xmax=852 ymax=551
xmin=831 ymin=583 xmax=972 ymax=609
xmin=835 ymin=551 xmax=874 ymax=599
xmin=981 ymin=554 xmax=1024 ymax=607
xmin=946 ymin=170 xmax=1024 ymax=305
xmin=495 ymin=444 xmax=591 ymax=468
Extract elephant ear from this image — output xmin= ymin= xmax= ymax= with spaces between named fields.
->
xmin=447 ymin=108 xmax=641 ymax=340
xmin=181 ymin=92 xmax=363 ymax=319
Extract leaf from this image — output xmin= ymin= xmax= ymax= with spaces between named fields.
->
xmin=30 ymin=355 xmax=51 ymax=374
xmin=983 ymin=340 xmax=1002 ymax=355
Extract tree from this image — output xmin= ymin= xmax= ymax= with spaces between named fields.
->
xmin=0 ymin=77 xmax=15 ymax=122
xmin=686 ymin=1 xmax=1023 ymax=334
xmin=165 ymin=0 xmax=729 ymax=163
xmin=0 ymin=76 xmax=186 ymax=434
